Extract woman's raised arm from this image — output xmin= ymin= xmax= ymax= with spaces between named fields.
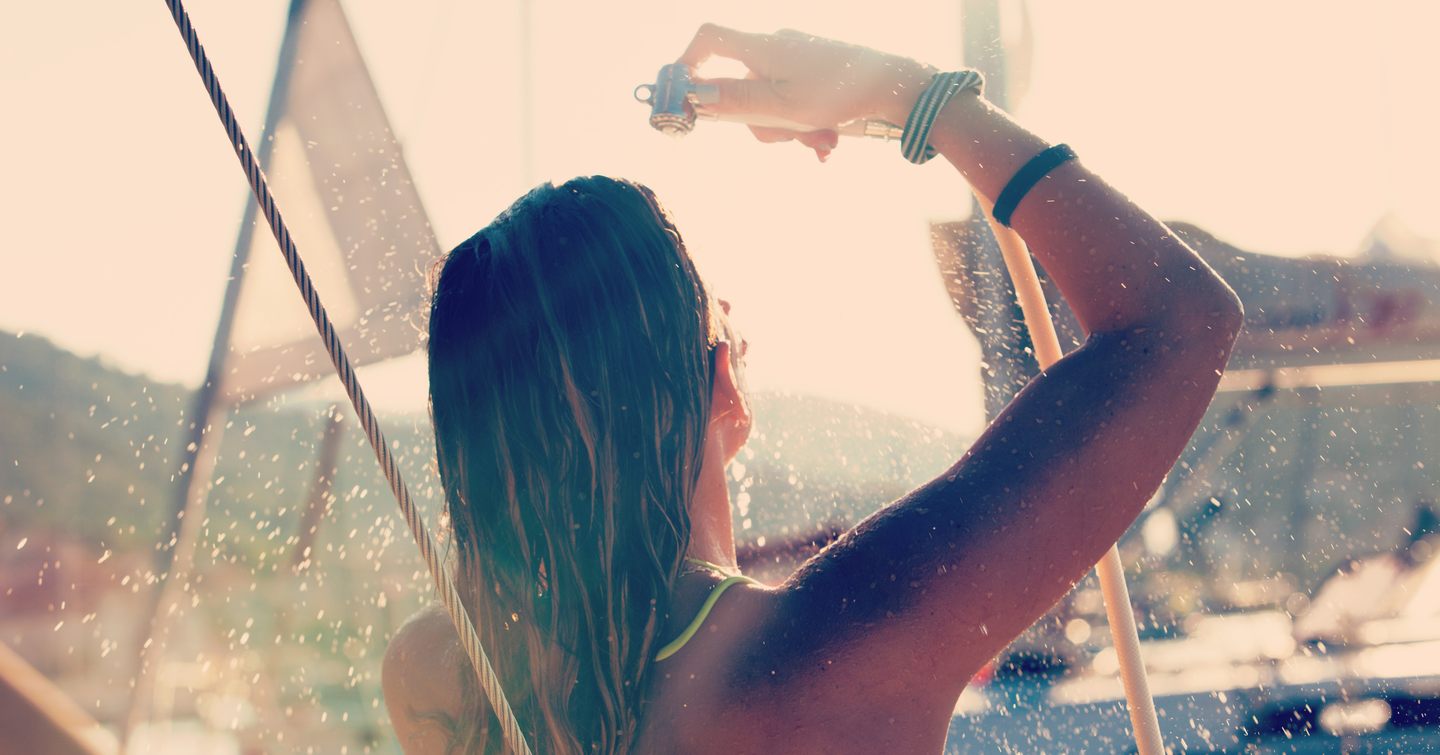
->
xmin=679 ymin=25 xmax=1243 ymax=722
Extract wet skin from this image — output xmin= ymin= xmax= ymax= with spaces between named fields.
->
xmin=384 ymin=24 xmax=1243 ymax=754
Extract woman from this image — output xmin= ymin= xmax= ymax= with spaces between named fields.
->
xmin=383 ymin=24 xmax=1244 ymax=754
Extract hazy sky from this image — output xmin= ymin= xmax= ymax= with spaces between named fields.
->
xmin=3 ymin=1 xmax=1438 ymax=433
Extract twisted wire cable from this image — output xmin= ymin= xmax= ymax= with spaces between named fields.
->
xmin=159 ymin=2 xmax=533 ymax=752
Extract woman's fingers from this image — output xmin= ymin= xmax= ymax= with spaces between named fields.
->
xmin=796 ymin=129 xmax=838 ymax=161
xmin=747 ymin=125 xmax=795 ymax=144
xmin=679 ymin=23 xmax=771 ymax=73
xmin=693 ymin=76 xmax=788 ymax=118
xmin=746 ymin=125 xmax=838 ymax=162
xmin=680 ymin=23 xmax=844 ymax=160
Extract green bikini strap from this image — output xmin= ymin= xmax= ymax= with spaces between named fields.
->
xmin=682 ymin=556 xmax=736 ymax=575
xmin=654 ymin=560 xmax=758 ymax=662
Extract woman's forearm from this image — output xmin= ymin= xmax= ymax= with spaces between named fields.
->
xmin=879 ymin=68 xmax=1242 ymax=338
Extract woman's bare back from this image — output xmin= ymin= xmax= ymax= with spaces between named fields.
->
xmin=387 ymin=573 xmax=954 ymax=754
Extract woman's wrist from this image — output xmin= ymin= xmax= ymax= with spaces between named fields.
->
xmin=872 ymin=59 xmax=939 ymax=126
xmin=926 ymin=92 xmax=1049 ymax=201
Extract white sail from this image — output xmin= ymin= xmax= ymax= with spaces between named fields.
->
xmin=223 ymin=0 xmax=437 ymax=403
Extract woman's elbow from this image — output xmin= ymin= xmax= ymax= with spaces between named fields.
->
xmin=1196 ymin=280 xmax=1245 ymax=346
xmin=1160 ymin=273 xmax=1245 ymax=351
xmin=1095 ymin=283 xmax=1243 ymax=374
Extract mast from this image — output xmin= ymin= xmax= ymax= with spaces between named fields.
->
xmin=120 ymin=1 xmax=309 ymax=747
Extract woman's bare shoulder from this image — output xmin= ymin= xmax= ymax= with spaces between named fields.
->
xmin=383 ymin=604 xmax=466 ymax=753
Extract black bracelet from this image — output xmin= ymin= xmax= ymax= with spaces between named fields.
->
xmin=992 ymin=143 xmax=1077 ymax=227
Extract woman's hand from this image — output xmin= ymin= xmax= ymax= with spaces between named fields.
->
xmin=678 ymin=24 xmax=931 ymax=160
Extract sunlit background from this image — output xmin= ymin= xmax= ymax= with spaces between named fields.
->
xmin=4 ymin=1 xmax=1440 ymax=753
xmin=6 ymin=1 xmax=1439 ymax=432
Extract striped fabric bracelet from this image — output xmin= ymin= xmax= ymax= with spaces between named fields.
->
xmin=900 ymin=70 xmax=985 ymax=164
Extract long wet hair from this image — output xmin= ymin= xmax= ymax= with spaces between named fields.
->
xmin=426 ymin=176 xmax=718 ymax=753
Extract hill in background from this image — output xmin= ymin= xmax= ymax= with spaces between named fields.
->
xmin=0 ymin=329 xmax=970 ymax=556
